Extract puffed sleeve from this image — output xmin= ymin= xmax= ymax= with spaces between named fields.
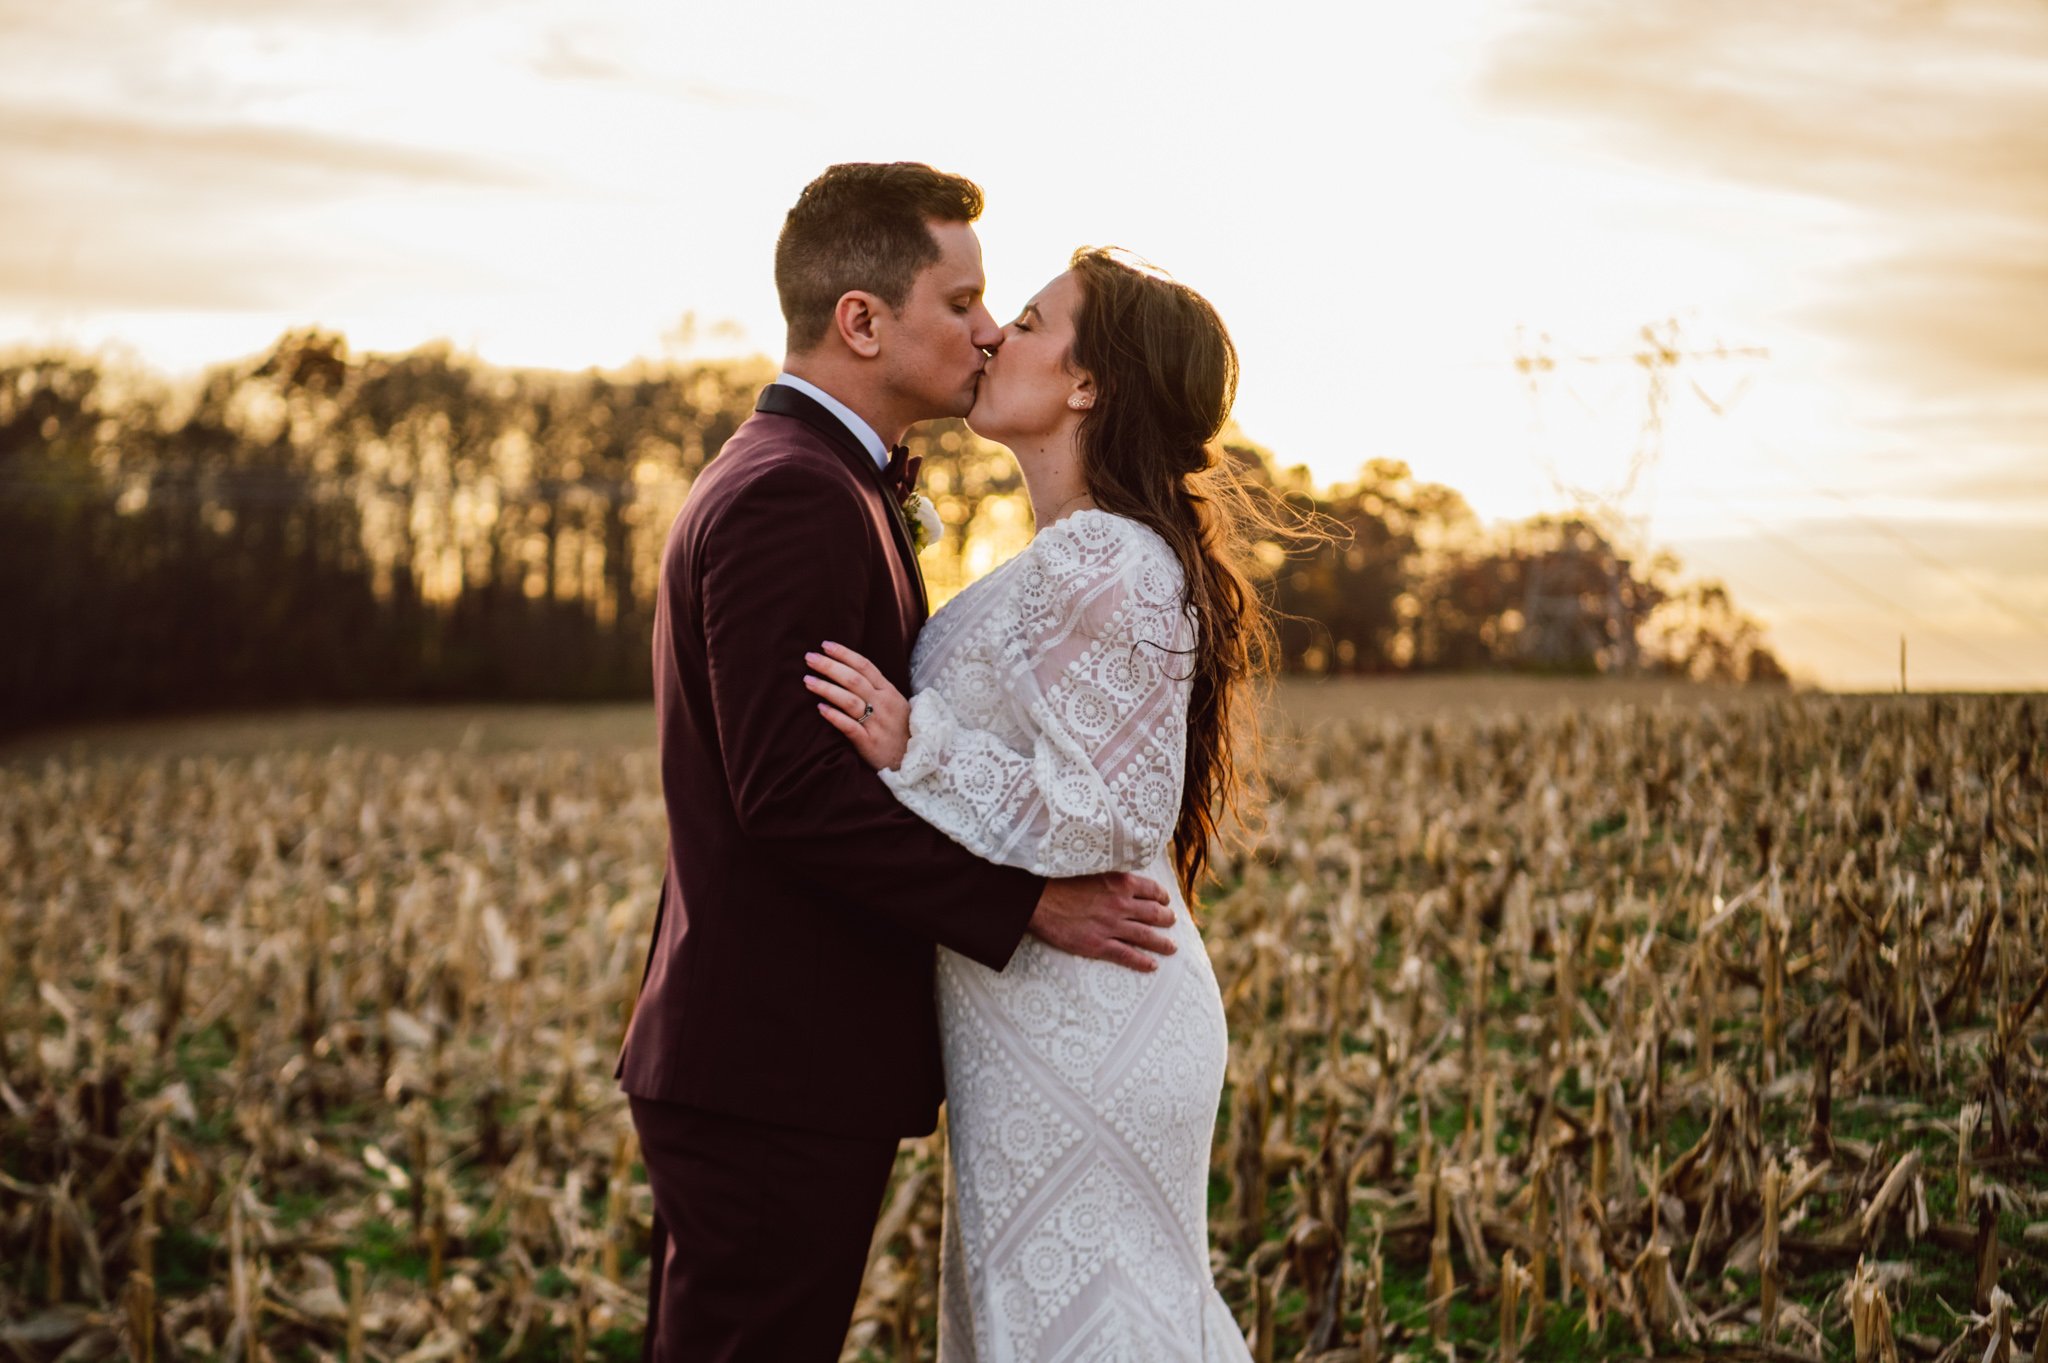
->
xmin=879 ymin=513 xmax=1194 ymax=876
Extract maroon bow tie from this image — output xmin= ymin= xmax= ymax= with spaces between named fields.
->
xmin=883 ymin=444 xmax=921 ymax=502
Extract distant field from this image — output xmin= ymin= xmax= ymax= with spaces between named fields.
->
xmin=0 ymin=702 xmax=659 ymax=763
xmin=1269 ymin=673 xmax=1774 ymax=727
xmin=0 ymin=676 xmax=1779 ymax=764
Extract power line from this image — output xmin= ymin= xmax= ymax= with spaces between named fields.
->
xmin=1737 ymin=439 xmax=2048 ymax=646
xmin=1671 ymin=560 xmax=1892 ymax=673
xmin=1686 ymin=485 xmax=2039 ymax=686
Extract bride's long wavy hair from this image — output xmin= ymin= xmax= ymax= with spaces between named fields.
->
xmin=1065 ymin=247 xmax=1286 ymax=901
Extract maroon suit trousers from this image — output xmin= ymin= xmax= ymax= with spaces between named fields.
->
xmin=630 ymin=1096 xmax=899 ymax=1363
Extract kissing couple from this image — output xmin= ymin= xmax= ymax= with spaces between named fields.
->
xmin=616 ymin=161 xmax=1275 ymax=1362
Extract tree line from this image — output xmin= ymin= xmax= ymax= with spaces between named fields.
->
xmin=0 ymin=330 xmax=1783 ymax=736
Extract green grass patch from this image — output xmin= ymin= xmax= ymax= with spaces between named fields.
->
xmin=350 ymin=1218 xmax=429 ymax=1283
xmin=157 ymin=1220 xmax=220 ymax=1295
xmin=1589 ymin=812 xmax=1628 ymax=841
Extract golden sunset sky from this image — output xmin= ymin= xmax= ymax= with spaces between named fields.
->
xmin=3 ymin=0 xmax=2043 ymax=690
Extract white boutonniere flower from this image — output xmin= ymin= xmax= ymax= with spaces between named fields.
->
xmin=904 ymin=490 xmax=943 ymax=552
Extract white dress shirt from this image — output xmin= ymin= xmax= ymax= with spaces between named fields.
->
xmin=773 ymin=372 xmax=890 ymax=472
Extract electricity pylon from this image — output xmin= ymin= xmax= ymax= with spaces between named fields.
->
xmin=1509 ymin=318 xmax=1769 ymax=671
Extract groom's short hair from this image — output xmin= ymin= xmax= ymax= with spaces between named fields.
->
xmin=776 ymin=162 xmax=984 ymax=352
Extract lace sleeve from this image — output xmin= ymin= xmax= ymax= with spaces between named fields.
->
xmin=878 ymin=514 xmax=1194 ymax=877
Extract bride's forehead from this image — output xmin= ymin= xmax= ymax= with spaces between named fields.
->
xmin=1027 ymin=271 xmax=1082 ymax=315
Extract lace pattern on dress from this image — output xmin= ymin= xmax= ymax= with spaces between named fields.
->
xmin=880 ymin=510 xmax=1196 ymax=879
xmin=878 ymin=510 xmax=1253 ymax=1363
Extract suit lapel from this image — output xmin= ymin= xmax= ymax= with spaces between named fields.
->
xmin=753 ymin=385 xmax=929 ymax=621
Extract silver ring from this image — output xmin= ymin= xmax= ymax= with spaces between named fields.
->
xmin=860 ymin=702 xmax=874 ymax=724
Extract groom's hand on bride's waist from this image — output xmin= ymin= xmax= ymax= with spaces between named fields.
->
xmin=1027 ymin=873 xmax=1176 ymax=973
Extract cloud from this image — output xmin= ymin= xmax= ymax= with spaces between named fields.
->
xmin=528 ymin=27 xmax=634 ymax=83
xmin=1806 ymin=241 xmax=2048 ymax=396
xmin=11 ymin=0 xmax=475 ymax=30
xmin=0 ymin=97 xmax=530 ymax=314
xmin=0 ymin=205 xmax=287 ymax=311
xmin=520 ymin=22 xmax=808 ymax=110
xmin=0 ymin=183 xmax=489 ymax=313
xmin=1933 ymin=464 xmax=2048 ymax=505
xmin=1 ymin=101 xmax=531 ymax=192
xmin=1482 ymin=0 xmax=2048 ymax=405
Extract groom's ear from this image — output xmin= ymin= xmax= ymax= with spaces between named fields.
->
xmin=833 ymin=291 xmax=885 ymax=360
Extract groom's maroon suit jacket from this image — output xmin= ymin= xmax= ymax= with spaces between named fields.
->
xmin=616 ymin=384 xmax=1045 ymax=1138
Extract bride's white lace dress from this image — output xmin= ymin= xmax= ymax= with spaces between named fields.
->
xmin=879 ymin=509 xmax=1252 ymax=1362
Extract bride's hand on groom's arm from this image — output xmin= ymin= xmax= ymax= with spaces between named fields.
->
xmin=1028 ymin=874 xmax=1175 ymax=974
xmin=806 ymin=641 xmax=909 ymax=772
xmin=806 ymin=640 xmax=1174 ymax=973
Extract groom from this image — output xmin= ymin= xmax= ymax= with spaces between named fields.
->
xmin=616 ymin=162 xmax=1178 ymax=1361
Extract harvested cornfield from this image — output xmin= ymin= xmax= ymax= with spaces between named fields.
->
xmin=0 ymin=749 xmax=666 ymax=1361
xmin=1 ymin=693 xmax=2044 ymax=1361
xmin=1181 ymin=694 xmax=2048 ymax=1363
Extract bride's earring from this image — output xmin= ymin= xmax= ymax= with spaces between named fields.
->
xmin=1068 ymin=395 xmax=1092 ymax=410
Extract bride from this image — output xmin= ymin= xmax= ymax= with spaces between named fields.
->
xmin=803 ymin=247 xmax=1270 ymax=1361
